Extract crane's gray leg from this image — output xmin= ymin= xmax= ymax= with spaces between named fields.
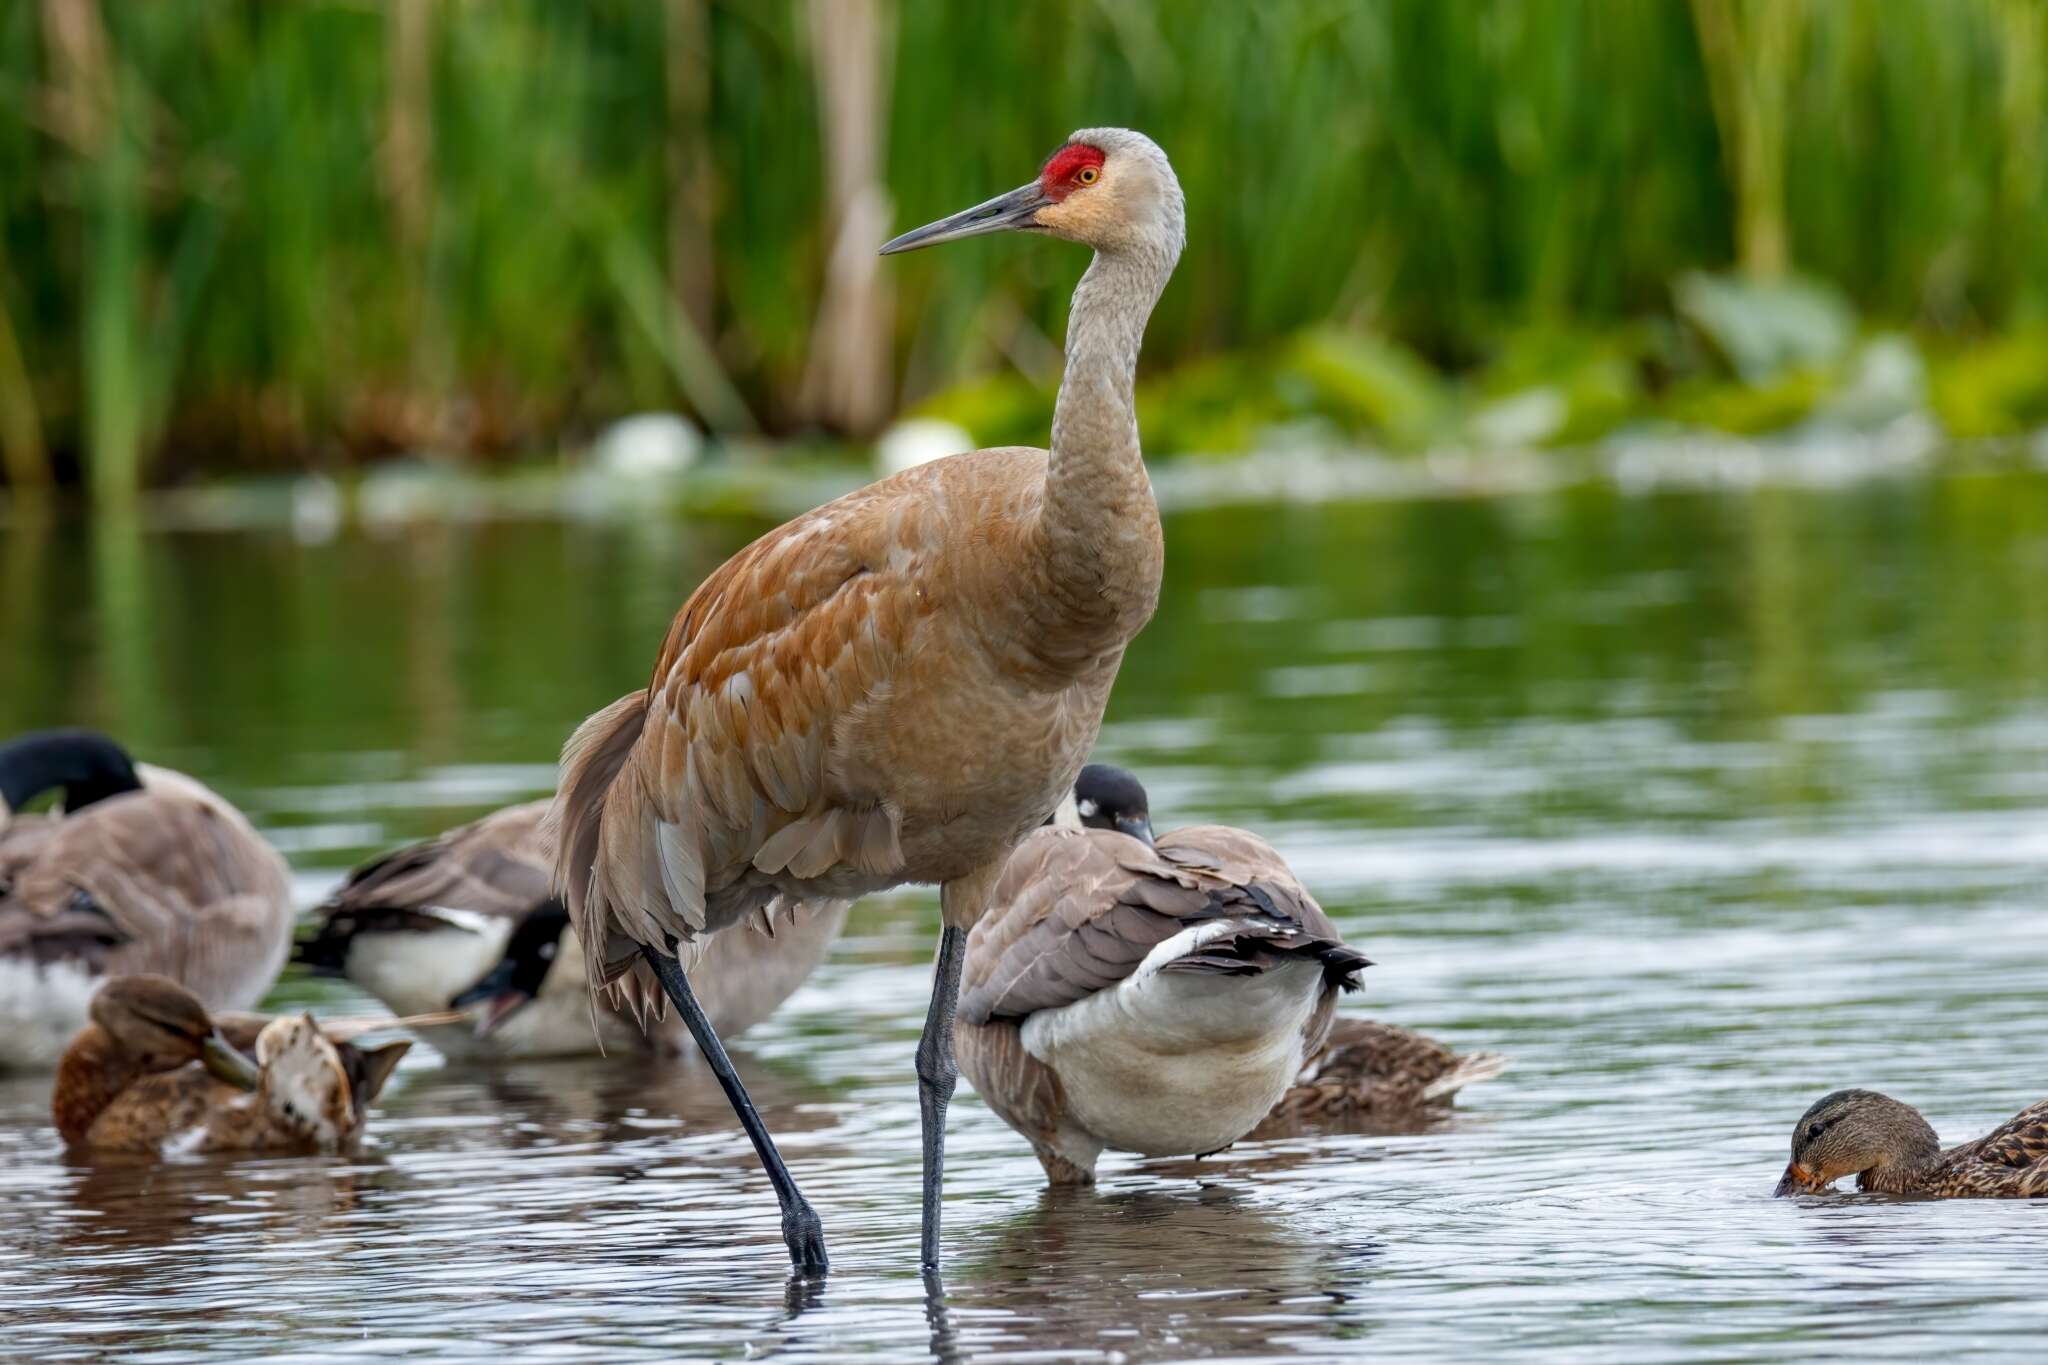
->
xmin=643 ymin=946 xmax=829 ymax=1276
xmin=916 ymin=923 xmax=967 ymax=1268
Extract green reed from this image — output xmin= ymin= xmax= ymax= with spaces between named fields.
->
xmin=0 ymin=0 xmax=2042 ymax=496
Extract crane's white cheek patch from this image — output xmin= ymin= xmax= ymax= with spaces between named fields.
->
xmin=0 ymin=959 xmax=99 ymax=1071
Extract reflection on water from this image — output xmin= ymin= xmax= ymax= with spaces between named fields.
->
xmin=3 ymin=467 xmax=2048 ymax=1359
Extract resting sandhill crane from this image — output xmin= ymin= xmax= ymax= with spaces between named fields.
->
xmin=954 ymin=763 xmax=1372 ymax=1183
xmin=552 ymin=128 xmax=1184 ymax=1271
xmin=0 ymin=730 xmax=294 ymax=1071
xmin=299 ymin=800 xmax=846 ymax=1060
xmin=53 ymin=973 xmax=414 ymax=1155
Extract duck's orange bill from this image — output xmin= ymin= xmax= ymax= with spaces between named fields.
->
xmin=1774 ymin=1161 xmax=1822 ymax=1197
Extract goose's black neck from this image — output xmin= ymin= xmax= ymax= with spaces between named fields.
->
xmin=0 ymin=729 xmax=143 ymax=815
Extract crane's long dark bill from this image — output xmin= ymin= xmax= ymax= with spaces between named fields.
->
xmin=880 ymin=183 xmax=1048 ymax=254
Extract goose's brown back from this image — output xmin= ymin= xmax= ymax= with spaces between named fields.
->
xmin=1 ymin=785 xmax=291 ymax=1007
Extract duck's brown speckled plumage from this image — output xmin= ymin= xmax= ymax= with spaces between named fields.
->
xmin=1254 ymin=1018 xmax=1507 ymax=1133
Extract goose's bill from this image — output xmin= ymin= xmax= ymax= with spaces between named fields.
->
xmin=1116 ymin=814 xmax=1156 ymax=846
xmin=1774 ymin=1161 xmax=1824 ymax=1197
xmin=468 ymin=991 xmax=532 ymax=1038
xmin=201 ymin=1031 xmax=263 ymax=1091
xmin=879 ymin=183 xmax=1049 ymax=255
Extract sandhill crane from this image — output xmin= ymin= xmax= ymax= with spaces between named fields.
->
xmin=552 ymin=128 xmax=1184 ymax=1272
xmin=955 ymin=763 xmax=1372 ymax=1183
xmin=0 ymin=730 xmax=294 ymax=1071
xmin=299 ymin=800 xmax=846 ymax=1060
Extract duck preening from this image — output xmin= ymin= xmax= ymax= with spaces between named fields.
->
xmin=53 ymin=974 xmax=412 ymax=1156
xmin=0 ymin=730 xmax=295 ymax=1071
xmin=299 ymin=800 xmax=846 ymax=1060
xmin=550 ymin=128 xmax=1184 ymax=1272
xmin=1774 ymin=1089 xmax=2048 ymax=1198
xmin=956 ymin=764 xmax=1372 ymax=1184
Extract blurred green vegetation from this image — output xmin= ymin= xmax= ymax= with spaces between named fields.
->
xmin=2 ymin=0 xmax=2046 ymax=499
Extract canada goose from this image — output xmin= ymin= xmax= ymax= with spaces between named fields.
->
xmin=299 ymin=800 xmax=846 ymax=1060
xmin=955 ymin=765 xmax=1371 ymax=1184
xmin=53 ymin=973 xmax=411 ymax=1156
xmin=1059 ymin=766 xmax=1504 ymax=1136
xmin=0 ymin=730 xmax=294 ymax=1072
xmin=1775 ymin=1090 xmax=2048 ymax=1198
xmin=554 ymin=128 xmax=1184 ymax=1270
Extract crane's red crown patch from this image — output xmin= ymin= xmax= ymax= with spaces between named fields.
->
xmin=1041 ymin=144 xmax=1106 ymax=201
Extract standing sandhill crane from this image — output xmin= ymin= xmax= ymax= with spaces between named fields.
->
xmin=552 ymin=128 xmax=1184 ymax=1272
xmin=0 ymin=730 xmax=295 ymax=1071
xmin=298 ymin=800 xmax=847 ymax=1061
xmin=955 ymin=764 xmax=1372 ymax=1183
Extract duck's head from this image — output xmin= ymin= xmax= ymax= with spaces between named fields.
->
xmin=1073 ymin=763 xmax=1155 ymax=846
xmin=448 ymin=899 xmax=571 ymax=1037
xmin=89 ymin=974 xmax=261 ymax=1090
xmin=1774 ymin=1088 xmax=1942 ymax=1195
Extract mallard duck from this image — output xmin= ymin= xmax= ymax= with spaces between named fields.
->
xmin=0 ymin=730 xmax=295 ymax=1071
xmin=955 ymin=763 xmax=1372 ymax=1185
xmin=297 ymin=799 xmax=847 ymax=1060
xmin=1774 ymin=1089 xmax=2048 ymax=1198
xmin=1256 ymin=1017 xmax=1507 ymax=1131
xmin=53 ymin=974 xmax=412 ymax=1156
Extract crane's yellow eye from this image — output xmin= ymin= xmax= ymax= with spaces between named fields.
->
xmin=1077 ymin=166 xmax=1099 ymax=186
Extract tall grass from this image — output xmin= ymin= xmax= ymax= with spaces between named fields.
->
xmin=0 ymin=0 xmax=2043 ymax=495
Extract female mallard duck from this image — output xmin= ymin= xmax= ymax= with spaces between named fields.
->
xmin=0 ymin=730 xmax=295 ymax=1071
xmin=955 ymin=763 xmax=1372 ymax=1185
xmin=54 ymin=974 xmax=412 ymax=1156
xmin=1256 ymin=1017 xmax=1507 ymax=1131
xmin=1775 ymin=1089 xmax=2048 ymax=1198
xmin=297 ymin=799 xmax=847 ymax=1060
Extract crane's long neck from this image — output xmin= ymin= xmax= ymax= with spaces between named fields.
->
xmin=1035 ymin=244 xmax=1174 ymax=655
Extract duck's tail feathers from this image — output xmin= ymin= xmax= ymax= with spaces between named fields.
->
xmin=1422 ymin=1050 xmax=1509 ymax=1102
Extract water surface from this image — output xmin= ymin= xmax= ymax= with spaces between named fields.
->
xmin=3 ymin=466 xmax=2047 ymax=1360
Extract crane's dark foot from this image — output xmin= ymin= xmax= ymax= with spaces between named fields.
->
xmin=782 ymin=1196 xmax=830 ymax=1277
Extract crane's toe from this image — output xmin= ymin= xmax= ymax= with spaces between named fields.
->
xmin=782 ymin=1197 xmax=830 ymax=1277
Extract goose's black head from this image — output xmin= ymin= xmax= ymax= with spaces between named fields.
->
xmin=0 ymin=729 xmax=143 ymax=821
xmin=1073 ymin=763 xmax=1154 ymax=846
xmin=449 ymin=899 xmax=571 ymax=1037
